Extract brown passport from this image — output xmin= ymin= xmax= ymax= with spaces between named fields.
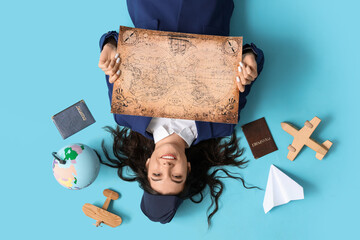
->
xmin=241 ymin=117 xmax=278 ymax=159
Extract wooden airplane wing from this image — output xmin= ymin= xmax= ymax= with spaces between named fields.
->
xmin=82 ymin=203 xmax=122 ymax=227
xmin=287 ymin=140 xmax=305 ymax=161
xmin=299 ymin=117 xmax=321 ymax=138
xmin=281 ymin=122 xmax=303 ymax=160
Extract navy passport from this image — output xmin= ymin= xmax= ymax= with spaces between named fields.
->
xmin=52 ymin=100 xmax=95 ymax=139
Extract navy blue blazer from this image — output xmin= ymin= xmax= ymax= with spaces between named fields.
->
xmin=100 ymin=0 xmax=264 ymax=145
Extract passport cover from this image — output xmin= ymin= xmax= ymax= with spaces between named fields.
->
xmin=52 ymin=100 xmax=95 ymax=139
xmin=242 ymin=117 xmax=278 ymax=159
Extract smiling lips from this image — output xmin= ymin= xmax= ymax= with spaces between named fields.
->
xmin=160 ymin=154 xmax=176 ymax=160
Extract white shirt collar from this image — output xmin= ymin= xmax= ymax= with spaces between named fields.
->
xmin=146 ymin=118 xmax=198 ymax=148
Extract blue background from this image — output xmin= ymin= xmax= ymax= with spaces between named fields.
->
xmin=0 ymin=0 xmax=359 ymax=239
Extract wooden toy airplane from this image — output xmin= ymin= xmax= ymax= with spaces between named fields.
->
xmin=82 ymin=189 xmax=122 ymax=227
xmin=281 ymin=116 xmax=332 ymax=161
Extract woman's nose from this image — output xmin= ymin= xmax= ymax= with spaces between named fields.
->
xmin=162 ymin=161 xmax=174 ymax=167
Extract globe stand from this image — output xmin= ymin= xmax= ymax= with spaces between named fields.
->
xmin=52 ymin=152 xmax=66 ymax=164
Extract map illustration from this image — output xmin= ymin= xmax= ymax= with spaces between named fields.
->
xmin=111 ymin=26 xmax=243 ymax=124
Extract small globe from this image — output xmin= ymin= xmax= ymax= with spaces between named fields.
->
xmin=52 ymin=143 xmax=100 ymax=190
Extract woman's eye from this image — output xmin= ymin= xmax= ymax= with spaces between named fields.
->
xmin=153 ymin=173 xmax=161 ymax=177
xmin=173 ymin=175 xmax=182 ymax=179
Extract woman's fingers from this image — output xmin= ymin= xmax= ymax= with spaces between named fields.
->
xmin=99 ymin=58 xmax=111 ymax=71
xmin=112 ymin=56 xmax=121 ymax=73
xmin=237 ymin=62 xmax=251 ymax=92
xmin=104 ymin=59 xmax=116 ymax=75
xmin=98 ymin=58 xmax=106 ymax=69
xmin=242 ymin=52 xmax=258 ymax=80
xmin=108 ymin=53 xmax=121 ymax=83
xmin=105 ymin=55 xmax=121 ymax=76
xmin=246 ymin=65 xmax=258 ymax=79
xmin=240 ymin=62 xmax=255 ymax=82
xmin=241 ymin=71 xmax=251 ymax=85
xmin=98 ymin=51 xmax=109 ymax=69
xmin=108 ymin=58 xmax=117 ymax=71
xmin=239 ymin=69 xmax=250 ymax=87
xmin=108 ymin=53 xmax=120 ymax=71
xmin=236 ymin=76 xmax=245 ymax=92
xmin=237 ymin=65 xmax=245 ymax=92
xmin=98 ymin=43 xmax=118 ymax=75
xmin=108 ymin=57 xmax=121 ymax=77
xmin=109 ymin=69 xmax=121 ymax=83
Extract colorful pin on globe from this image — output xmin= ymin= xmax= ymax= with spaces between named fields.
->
xmin=52 ymin=143 xmax=100 ymax=190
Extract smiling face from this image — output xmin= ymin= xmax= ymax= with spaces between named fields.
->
xmin=146 ymin=141 xmax=191 ymax=195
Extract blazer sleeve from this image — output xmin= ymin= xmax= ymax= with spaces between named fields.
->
xmin=99 ymin=31 xmax=119 ymax=51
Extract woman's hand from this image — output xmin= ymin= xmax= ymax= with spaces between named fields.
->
xmin=98 ymin=39 xmax=121 ymax=83
xmin=236 ymin=52 xmax=258 ymax=93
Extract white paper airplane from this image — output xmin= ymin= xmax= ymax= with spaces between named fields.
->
xmin=263 ymin=165 xmax=304 ymax=213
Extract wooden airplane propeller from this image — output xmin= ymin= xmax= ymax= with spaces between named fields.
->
xmin=82 ymin=189 xmax=122 ymax=227
xmin=281 ymin=116 xmax=332 ymax=161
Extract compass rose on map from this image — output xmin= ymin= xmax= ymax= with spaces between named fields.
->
xmin=122 ymin=29 xmax=138 ymax=45
xmin=223 ymin=39 xmax=240 ymax=55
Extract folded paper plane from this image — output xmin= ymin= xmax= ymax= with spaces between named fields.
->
xmin=263 ymin=165 xmax=304 ymax=213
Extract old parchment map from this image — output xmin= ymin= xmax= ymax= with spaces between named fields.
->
xmin=111 ymin=26 xmax=243 ymax=124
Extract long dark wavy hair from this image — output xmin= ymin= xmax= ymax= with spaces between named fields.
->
xmin=100 ymin=125 xmax=259 ymax=226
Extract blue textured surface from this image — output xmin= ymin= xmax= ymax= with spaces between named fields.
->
xmin=0 ymin=0 xmax=359 ymax=239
